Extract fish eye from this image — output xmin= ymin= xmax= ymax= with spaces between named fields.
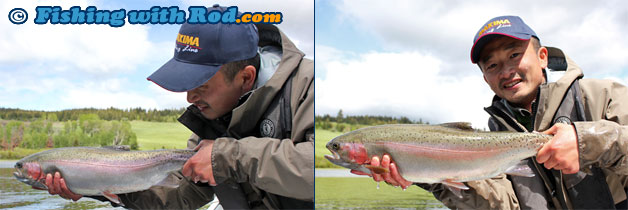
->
xmin=15 ymin=162 xmax=22 ymax=168
xmin=331 ymin=142 xmax=339 ymax=150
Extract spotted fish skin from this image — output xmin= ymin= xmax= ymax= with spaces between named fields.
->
xmin=13 ymin=147 xmax=195 ymax=198
xmin=325 ymin=123 xmax=551 ymax=184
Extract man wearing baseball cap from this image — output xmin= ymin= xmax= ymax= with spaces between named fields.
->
xmin=42 ymin=5 xmax=314 ymax=209
xmin=357 ymin=15 xmax=628 ymax=209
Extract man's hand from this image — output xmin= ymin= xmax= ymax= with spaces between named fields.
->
xmin=182 ymin=140 xmax=217 ymax=186
xmin=42 ymin=172 xmax=83 ymax=201
xmin=537 ymin=123 xmax=580 ymax=174
xmin=350 ymin=154 xmax=412 ymax=189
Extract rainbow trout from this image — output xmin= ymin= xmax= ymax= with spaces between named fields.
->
xmin=13 ymin=147 xmax=195 ymax=204
xmin=325 ymin=122 xmax=551 ymax=196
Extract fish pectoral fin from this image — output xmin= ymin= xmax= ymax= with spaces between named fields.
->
xmin=102 ymin=191 xmax=123 ymax=206
xmin=442 ymin=179 xmax=469 ymax=190
xmin=364 ymin=165 xmax=390 ymax=174
xmin=504 ymin=160 xmax=535 ymax=177
xmin=32 ymin=180 xmax=48 ymax=190
xmin=442 ymin=179 xmax=468 ymax=198
xmin=155 ymin=174 xmax=181 ymax=188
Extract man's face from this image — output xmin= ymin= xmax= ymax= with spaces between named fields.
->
xmin=186 ymin=70 xmax=243 ymax=120
xmin=478 ymin=36 xmax=547 ymax=109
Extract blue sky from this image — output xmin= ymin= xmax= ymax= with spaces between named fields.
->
xmin=0 ymin=0 xmax=313 ymax=111
xmin=315 ymin=0 xmax=628 ymax=128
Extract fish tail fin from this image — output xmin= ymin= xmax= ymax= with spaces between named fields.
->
xmin=504 ymin=160 xmax=535 ymax=177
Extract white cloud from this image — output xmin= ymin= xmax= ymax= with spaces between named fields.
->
xmin=60 ymin=78 xmax=188 ymax=110
xmin=0 ymin=0 xmax=179 ymax=111
xmin=147 ymin=83 xmax=189 ymax=109
xmin=314 ymin=44 xmax=356 ymax=79
xmin=315 ymin=47 xmax=493 ymax=128
xmin=331 ymin=0 xmax=628 ymax=77
xmin=316 ymin=0 xmax=628 ymax=129
xmin=182 ymin=0 xmax=314 ymax=58
xmin=0 ymin=3 xmax=154 ymax=74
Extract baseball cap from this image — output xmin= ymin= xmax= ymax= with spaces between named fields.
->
xmin=148 ymin=5 xmax=259 ymax=92
xmin=470 ymin=15 xmax=538 ymax=64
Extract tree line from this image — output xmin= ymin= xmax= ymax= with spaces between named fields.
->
xmin=315 ymin=109 xmax=428 ymax=132
xmin=0 ymin=107 xmax=186 ymax=122
xmin=1 ymin=113 xmax=138 ymax=150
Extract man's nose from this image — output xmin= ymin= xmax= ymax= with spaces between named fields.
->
xmin=187 ymin=91 xmax=200 ymax=104
xmin=499 ymin=64 xmax=516 ymax=79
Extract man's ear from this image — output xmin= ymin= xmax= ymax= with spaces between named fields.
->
xmin=239 ymin=65 xmax=256 ymax=91
xmin=483 ymin=74 xmax=489 ymax=84
xmin=538 ymin=46 xmax=548 ymax=69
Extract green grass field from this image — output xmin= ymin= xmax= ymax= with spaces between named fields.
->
xmin=316 ymin=177 xmax=445 ymax=209
xmin=130 ymin=120 xmax=191 ymax=150
xmin=315 ymin=129 xmax=343 ymax=168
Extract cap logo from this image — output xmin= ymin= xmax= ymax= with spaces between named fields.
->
xmin=176 ymin=33 xmax=201 ymax=53
xmin=478 ymin=19 xmax=511 ymax=37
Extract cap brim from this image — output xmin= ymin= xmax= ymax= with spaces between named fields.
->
xmin=147 ymin=58 xmax=221 ymax=92
xmin=470 ymin=32 xmax=532 ymax=64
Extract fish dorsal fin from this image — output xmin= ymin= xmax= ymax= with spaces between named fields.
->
xmin=439 ymin=122 xmax=474 ymax=131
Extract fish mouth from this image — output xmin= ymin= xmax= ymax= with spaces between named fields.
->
xmin=324 ymin=149 xmax=340 ymax=161
xmin=13 ymin=164 xmax=47 ymax=190
xmin=324 ymin=150 xmax=348 ymax=167
xmin=13 ymin=167 xmax=32 ymax=184
xmin=324 ymin=150 xmax=372 ymax=175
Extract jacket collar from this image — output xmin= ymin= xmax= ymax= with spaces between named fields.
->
xmin=227 ymin=25 xmax=305 ymax=137
xmin=485 ymin=47 xmax=584 ymax=131
xmin=533 ymin=47 xmax=583 ymax=131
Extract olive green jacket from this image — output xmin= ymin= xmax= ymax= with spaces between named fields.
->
xmin=420 ymin=48 xmax=628 ymax=209
xmin=117 ymin=24 xmax=314 ymax=209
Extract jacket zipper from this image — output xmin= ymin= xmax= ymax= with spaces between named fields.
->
xmin=530 ymin=86 xmax=540 ymax=131
xmin=485 ymin=89 xmax=566 ymax=209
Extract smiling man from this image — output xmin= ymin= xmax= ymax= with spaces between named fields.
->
xmin=357 ymin=15 xmax=628 ymax=209
xmin=40 ymin=5 xmax=314 ymax=209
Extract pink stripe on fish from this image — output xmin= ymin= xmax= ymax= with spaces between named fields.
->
xmin=379 ymin=142 xmax=510 ymax=161
xmin=49 ymin=159 xmax=164 ymax=169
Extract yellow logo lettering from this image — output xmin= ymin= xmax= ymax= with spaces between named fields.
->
xmin=176 ymin=33 xmax=200 ymax=47
xmin=478 ymin=19 xmax=511 ymax=37
xmin=190 ymin=37 xmax=199 ymax=47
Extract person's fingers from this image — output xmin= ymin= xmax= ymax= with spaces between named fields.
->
xmin=59 ymin=178 xmax=82 ymax=201
xmin=182 ymin=158 xmax=193 ymax=177
xmin=193 ymin=140 xmax=207 ymax=151
xmin=380 ymin=155 xmax=399 ymax=186
xmin=542 ymin=124 xmax=558 ymax=135
xmin=536 ymin=141 xmax=553 ymax=163
xmin=543 ymin=157 xmax=559 ymax=169
xmin=562 ymin=164 xmax=579 ymax=174
xmin=370 ymin=156 xmax=383 ymax=182
xmin=390 ymin=163 xmax=412 ymax=189
xmin=53 ymin=172 xmax=70 ymax=199
xmin=45 ymin=173 xmax=56 ymax=195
